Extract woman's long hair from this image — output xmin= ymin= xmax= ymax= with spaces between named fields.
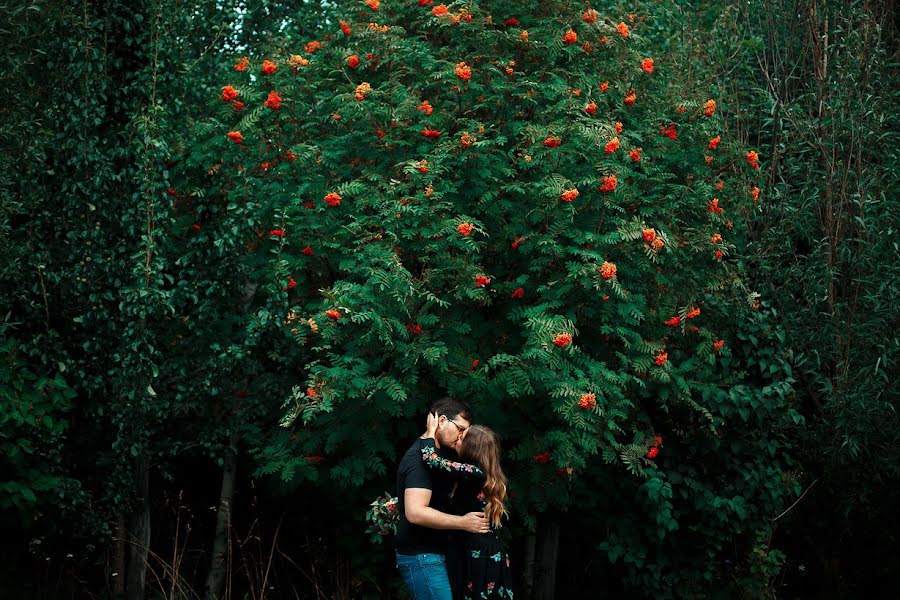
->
xmin=460 ymin=425 xmax=508 ymax=528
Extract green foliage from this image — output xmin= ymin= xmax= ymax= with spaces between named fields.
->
xmin=662 ymin=0 xmax=900 ymax=593
xmin=0 ymin=0 xmax=335 ymax=582
xmin=176 ymin=1 xmax=800 ymax=595
xmin=745 ymin=0 xmax=900 ymax=480
xmin=0 ymin=332 xmax=81 ymax=521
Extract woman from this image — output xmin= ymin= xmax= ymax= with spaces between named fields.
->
xmin=422 ymin=413 xmax=514 ymax=599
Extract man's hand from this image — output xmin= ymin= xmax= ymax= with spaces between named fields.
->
xmin=405 ymin=489 xmax=490 ymax=533
xmin=460 ymin=511 xmax=490 ymax=534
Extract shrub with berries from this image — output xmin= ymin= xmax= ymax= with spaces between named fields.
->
xmin=185 ymin=2 xmax=789 ymax=595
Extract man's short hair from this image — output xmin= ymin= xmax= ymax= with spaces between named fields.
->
xmin=430 ymin=396 xmax=473 ymax=423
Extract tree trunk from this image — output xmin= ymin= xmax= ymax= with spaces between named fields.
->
xmin=126 ymin=456 xmax=151 ymax=600
xmin=521 ymin=530 xmax=537 ymax=598
xmin=535 ymin=518 xmax=560 ymax=600
xmin=112 ymin=512 xmax=126 ymax=597
xmin=205 ymin=433 xmax=239 ymax=600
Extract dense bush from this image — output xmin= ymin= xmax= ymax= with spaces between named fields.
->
xmin=174 ymin=2 xmax=798 ymax=597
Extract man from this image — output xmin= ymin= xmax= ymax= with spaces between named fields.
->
xmin=395 ymin=397 xmax=490 ymax=599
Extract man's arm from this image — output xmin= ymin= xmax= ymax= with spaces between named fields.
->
xmin=404 ymin=488 xmax=490 ymax=534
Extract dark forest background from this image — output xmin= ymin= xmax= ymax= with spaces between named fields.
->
xmin=1 ymin=0 xmax=897 ymax=598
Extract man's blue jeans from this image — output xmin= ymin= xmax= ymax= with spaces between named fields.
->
xmin=395 ymin=551 xmax=453 ymax=600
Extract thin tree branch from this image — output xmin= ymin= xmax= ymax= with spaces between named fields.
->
xmin=773 ymin=477 xmax=820 ymax=522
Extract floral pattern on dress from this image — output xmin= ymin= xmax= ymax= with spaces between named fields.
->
xmin=462 ymin=549 xmax=514 ymax=599
xmin=471 ymin=585 xmax=514 ymax=599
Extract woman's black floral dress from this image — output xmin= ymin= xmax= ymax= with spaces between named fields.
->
xmin=421 ymin=439 xmax=514 ymax=600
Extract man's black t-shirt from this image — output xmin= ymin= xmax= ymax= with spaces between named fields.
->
xmin=395 ymin=437 xmax=456 ymax=555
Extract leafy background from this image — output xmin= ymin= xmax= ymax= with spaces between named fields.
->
xmin=0 ymin=0 xmax=896 ymax=599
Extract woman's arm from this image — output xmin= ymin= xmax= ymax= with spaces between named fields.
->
xmin=420 ymin=438 xmax=487 ymax=482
